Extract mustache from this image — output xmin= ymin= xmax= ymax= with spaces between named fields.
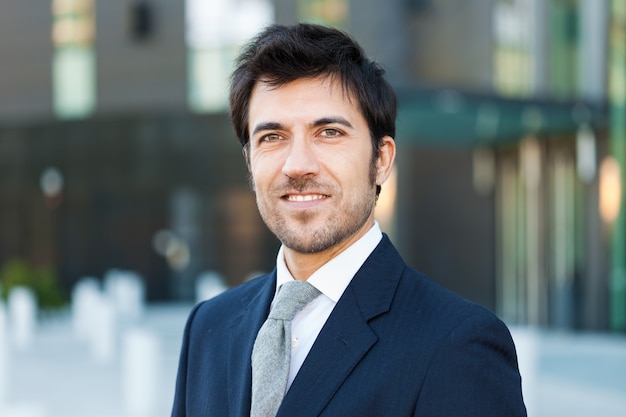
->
xmin=281 ymin=177 xmax=324 ymax=193
xmin=246 ymin=173 xmax=331 ymax=194
xmin=249 ymin=176 xmax=329 ymax=195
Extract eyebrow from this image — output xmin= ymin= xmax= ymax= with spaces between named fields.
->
xmin=251 ymin=117 xmax=354 ymax=138
xmin=311 ymin=117 xmax=354 ymax=129
xmin=251 ymin=122 xmax=284 ymax=137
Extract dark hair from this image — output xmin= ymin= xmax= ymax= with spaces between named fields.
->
xmin=229 ymin=23 xmax=397 ymax=153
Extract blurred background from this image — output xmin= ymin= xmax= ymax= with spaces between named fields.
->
xmin=1 ymin=0 xmax=625 ymax=416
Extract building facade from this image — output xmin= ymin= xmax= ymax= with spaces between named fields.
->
xmin=0 ymin=0 xmax=623 ymax=331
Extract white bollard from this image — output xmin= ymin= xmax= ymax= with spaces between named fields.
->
xmin=117 ymin=271 xmax=145 ymax=323
xmin=90 ymin=293 xmax=116 ymax=363
xmin=71 ymin=277 xmax=101 ymax=341
xmin=104 ymin=270 xmax=145 ymax=324
xmin=121 ymin=328 xmax=160 ymax=417
xmin=195 ymin=271 xmax=228 ymax=304
xmin=7 ymin=287 xmax=37 ymax=351
xmin=0 ymin=302 xmax=9 ymax=409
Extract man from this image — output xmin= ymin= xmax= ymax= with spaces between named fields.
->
xmin=171 ymin=23 xmax=526 ymax=417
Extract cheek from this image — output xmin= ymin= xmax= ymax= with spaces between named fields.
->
xmin=249 ymin=161 xmax=274 ymax=193
xmin=341 ymin=152 xmax=374 ymax=185
xmin=333 ymin=169 xmax=369 ymax=203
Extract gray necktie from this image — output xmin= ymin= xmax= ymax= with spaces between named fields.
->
xmin=250 ymin=280 xmax=321 ymax=417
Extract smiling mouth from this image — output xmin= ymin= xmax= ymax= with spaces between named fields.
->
xmin=283 ymin=194 xmax=329 ymax=202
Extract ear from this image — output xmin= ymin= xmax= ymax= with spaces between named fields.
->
xmin=242 ymin=145 xmax=257 ymax=192
xmin=242 ymin=145 xmax=251 ymax=172
xmin=375 ymin=136 xmax=396 ymax=186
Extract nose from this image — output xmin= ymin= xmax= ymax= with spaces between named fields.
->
xmin=281 ymin=137 xmax=320 ymax=178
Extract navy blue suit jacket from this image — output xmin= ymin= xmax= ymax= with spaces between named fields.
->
xmin=171 ymin=235 xmax=526 ymax=416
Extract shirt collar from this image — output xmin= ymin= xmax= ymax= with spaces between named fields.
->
xmin=275 ymin=221 xmax=383 ymax=302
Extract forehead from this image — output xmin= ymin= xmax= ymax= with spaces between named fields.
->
xmin=248 ymin=76 xmax=363 ymax=125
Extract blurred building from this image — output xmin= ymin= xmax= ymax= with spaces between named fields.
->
xmin=0 ymin=0 xmax=624 ymax=332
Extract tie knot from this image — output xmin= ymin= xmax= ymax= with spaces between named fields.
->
xmin=268 ymin=281 xmax=320 ymax=321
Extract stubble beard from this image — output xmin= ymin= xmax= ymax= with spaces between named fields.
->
xmin=253 ymin=160 xmax=379 ymax=254
xmin=260 ymin=189 xmax=376 ymax=254
xmin=252 ymin=172 xmax=376 ymax=254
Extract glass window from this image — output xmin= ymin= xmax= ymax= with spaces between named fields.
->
xmin=186 ymin=0 xmax=274 ymax=113
xmin=548 ymin=0 xmax=579 ymax=98
xmin=298 ymin=0 xmax=348 ymax=28
xmin=492 ymin=0 xmax=534 ymax=96
xmin=52 ymin=0 xmax=96 ymax=119
xmin=549 ymin=149 xmax=577 ymax=328
xmin=497 ymin=156 xmax=525 ymax=322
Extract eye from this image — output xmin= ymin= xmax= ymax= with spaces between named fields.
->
xmin=260 ymin=133 xmax=283 ymax=143
xmin=319 ymin=128 xmax=342 ymax=138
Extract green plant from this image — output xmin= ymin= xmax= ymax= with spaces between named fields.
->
xmin=0 ymin=258 xmax=67 ymax=310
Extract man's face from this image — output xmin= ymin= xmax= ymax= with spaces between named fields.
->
xmin=246 ymin=76 xmax=390 ymax=254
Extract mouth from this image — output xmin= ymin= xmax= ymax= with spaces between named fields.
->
xmin=282 ymin=193 xmax=329 ymax=202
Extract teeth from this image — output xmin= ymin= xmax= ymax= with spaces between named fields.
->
xmin=286 ymin=194 xmax=326 ymax=202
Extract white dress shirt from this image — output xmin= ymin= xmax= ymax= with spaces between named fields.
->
xmin=273 ymin=222 xmax=383 ymax=389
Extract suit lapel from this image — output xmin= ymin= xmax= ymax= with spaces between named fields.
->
xmin=226 ymin=273 xmax=276 ymax=417
xmin=277 ymin=236 xmax=405 ymax=417
xmin=278 ymin=287 xmax=377 ymax=417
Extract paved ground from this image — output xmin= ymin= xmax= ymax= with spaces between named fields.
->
xmin=2 ymin=304 xmax=625 ymax=417
xmin=511 ymin=326 xmax=626 ymax=417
